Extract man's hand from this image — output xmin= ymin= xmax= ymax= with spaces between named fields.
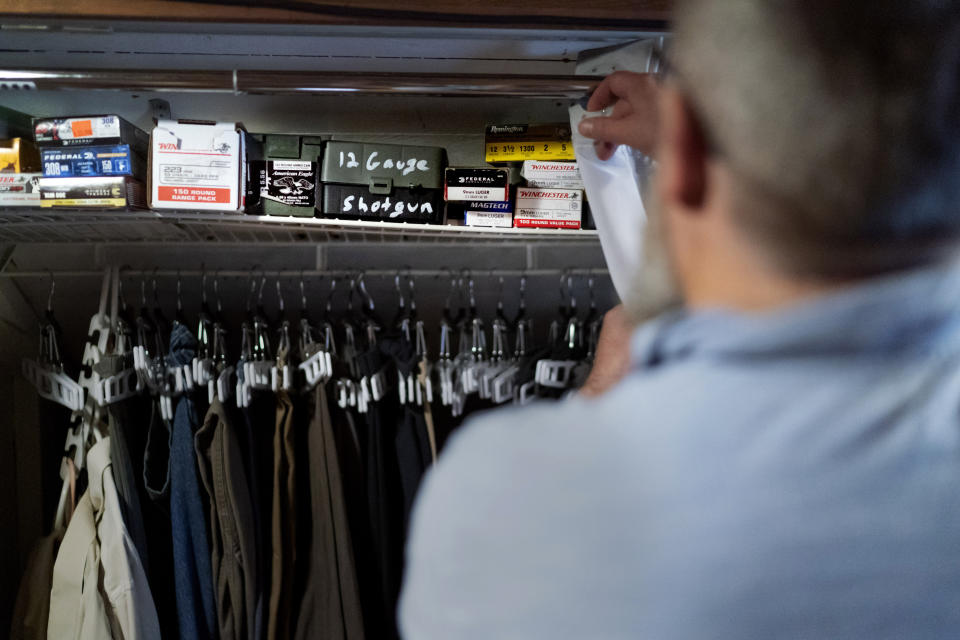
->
xmin=580 ymin=305 xmax=634 ymax=397
xmin=578 ymin=71 xmax=660 ymax=161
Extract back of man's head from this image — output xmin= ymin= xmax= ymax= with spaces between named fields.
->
xmin=672 ymin=1 xmax=960 ymax=278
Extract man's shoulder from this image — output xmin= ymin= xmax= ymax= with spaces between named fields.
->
xmin=436 ymin=381 xmax=651 ymax=477
xmin=416 ymin=374 xmax=679 ymax=518
xmin=401 ymin=376 xmax=689 ymax=638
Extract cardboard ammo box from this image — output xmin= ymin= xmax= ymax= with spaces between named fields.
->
xmin=0 ymin=173 xmax=41 ymax=206
xmin=39 ymin=176 xmax=146 ymax=209
xmin=320 ymin=141 xmax=445 ymax=224
xmin=246 ymin=134 xmax=324 ymax=217
xmin=444 ymin=167 xmax=509 ymax=202
xmin=0 ymin=137 xmax=41 ymax=173
xmin=41 ymin=144 xmax=144 ymax=178
xmin=521 ymin=161 xmax=584 ymax=190
xmin=33 ymin=115 xmax=149 ymax=156
xmin=446 ymin=199 xmax=514 ymax=228
xmin=149 ymin=120 xmax=262 ymax=212
xmin=514 ymin=187 xmax=583 ymax=229
xmin=484 ymin=124 xmax=575 ymax=163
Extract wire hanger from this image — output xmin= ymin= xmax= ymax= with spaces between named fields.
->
xmin=321 ymin=276 xmax=338 ymax=359
xmin=585 ymin=276 xmax=601 ymax=362
xmin=211 ymin=271 xmax=228 ymax=369
xmin=40 ymin=271 xmax=64 ymax=372
xmin=210 ymin=270 xmax=233 ymax=404
xmin=564 ymin=274 xmax=584 ymax=355
xmin=173 ymin=270 xmax=189 ymax=327
xmin=341 ymin=274 xmax=360 ymax=379
xmin=298 ymin=271 xmax=317 ymax=358
xmin=357 ymin=271 xmax=380 ymax=348
xmin=252 ymin=273 xmax=272 ymax=362
xmin=273 ymin=278 xmax=294 ymax=391
xmin=113 ymin=271 xmax=135 ymax=356
xmin=151 ymin=268 xmax=170 ymax=351
xmin=196 ymin=266 xmax=214 ymax=360
xmin=276 ymin=278 xmax=292 ymax=357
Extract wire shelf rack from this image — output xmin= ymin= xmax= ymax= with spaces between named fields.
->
xmin=0 ymin=209 xmax=602 ymax=245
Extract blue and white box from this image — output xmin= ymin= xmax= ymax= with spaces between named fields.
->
xmin=41 ymin=144 xmax=144 ymax=178
xmin=448 ymin=199 xmax=514 ymax=228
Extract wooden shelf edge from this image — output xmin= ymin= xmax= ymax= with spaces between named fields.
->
xmin=0 ymin=0 xmax=671 ymax=30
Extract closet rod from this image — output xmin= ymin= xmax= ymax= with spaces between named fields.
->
xmin=0 ymin=268 xmax=608 ymax=279
xmin=0 ymin=69 xmax=603 ymax=98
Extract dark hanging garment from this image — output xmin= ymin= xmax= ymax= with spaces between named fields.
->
xmin=168 ymin=323 xmax=218 ymax=640
xmin=381 ymin=337 xmax=433 ymax=529
xmin=97 ymin=352 xmax=181 ymax=640
xmin=324 ymin=364 xmax=381 ymax=640
xmin=143 ymin=401 xmax=172 ymax=503
xmin=195 ymin=399 xmax=260 ymax=640
xmin=267 ymin=391 xmax=297 ymax=640
xmin=242 ymin=390 xmax=274 ymax=640
xmin=140 ymin=401 xmax=179 ymax=640
xmin=355 ymin=345 xmax=404 ymax=640
xmin=293 ymin=383 xmax=366 ymax=640
xmin=96 ymin=354 xmax=152 ymax=575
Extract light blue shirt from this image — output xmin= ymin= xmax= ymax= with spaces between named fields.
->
xmin=399 ymin=261 xmax=960 ymax=639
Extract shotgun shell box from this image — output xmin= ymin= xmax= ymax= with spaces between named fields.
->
xmin=521 ymin=161 xmax=584 ymax=190
xmin=320 ymin=141 xmax=445 ymax=223
xmin=444 ymin=167 xmax=509 ymax=202
xmin=447 ymin=200 xmax=514 ymax=228
xmin=149 ymin=120 xmax=262 ymax=212
xmin=246 ymin=134 xmax=324 ymax=217
xmin=322 ymin=184 xmax=443 ymax=224
xmin=0 ymin=173 xmax=41 ymax=206
xmin=484 ymin=123 xmax=575 ymax=163
xmin=33 ymin=115 xmax=149 ymax=155
xmin=514 ymin=187 xmax=583 ymax=229
xmin=41 ymin=144 xmax=144 ymax=178
xmin=0 ymin=137 xmax=41 ymax=173
xmin=39 ymin=176 xmax=146 ymax=209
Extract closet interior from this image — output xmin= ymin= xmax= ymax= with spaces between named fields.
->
xmin=0 ymin=5 xmax=666 ymax=638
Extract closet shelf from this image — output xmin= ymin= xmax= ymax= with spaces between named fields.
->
xmin=0 ymin=209 xmax=601 ymax=245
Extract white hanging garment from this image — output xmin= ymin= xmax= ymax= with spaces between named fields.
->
xmin=48 ymin=437 xmax=162 ymax=640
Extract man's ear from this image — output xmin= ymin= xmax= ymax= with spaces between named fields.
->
xmin=657 ymin=87 xmax=710 ymax=212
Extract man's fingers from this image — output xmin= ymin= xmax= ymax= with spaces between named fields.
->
xmin=586 ymin=70 xmax=648 ymax=112
xmin=578 ymin=115 xmax=632 ymax=145
xmin=594 ymin=140 xmax=618 ymax=162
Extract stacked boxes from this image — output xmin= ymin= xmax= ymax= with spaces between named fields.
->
xmin=2 ymin=110 xmax=593 ymax=231
xmin=444 ymin=167 xmax=513 ymax=228
xmin=34 ymin=115 xmax=148 ymax=208
xmin=320 ymin=141 xmax=445 ymax=224
xmin=478 ymin=123 xmax=586 ymax=230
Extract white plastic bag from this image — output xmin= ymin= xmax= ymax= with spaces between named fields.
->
xmin=569 ymin=103 xmax=649 ymax=301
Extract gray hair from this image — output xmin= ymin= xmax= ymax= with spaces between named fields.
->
xmin=672 ymin=1 xmax=960 ymax=277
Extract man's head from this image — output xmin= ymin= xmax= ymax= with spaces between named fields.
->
xmin=653 ymin=0 xmax=960 ymax=309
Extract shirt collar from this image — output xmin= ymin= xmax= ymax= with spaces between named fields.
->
xmin=631 ymin=259 xmax=960 ymax=368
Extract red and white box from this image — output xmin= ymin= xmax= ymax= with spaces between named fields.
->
xmin=521 ymin=161 xmax=585 ymax=190
xmin=514 ymin=187 xmax=582 ymax=229
xmin=149 ymin=119 xmax=260 ymax=212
